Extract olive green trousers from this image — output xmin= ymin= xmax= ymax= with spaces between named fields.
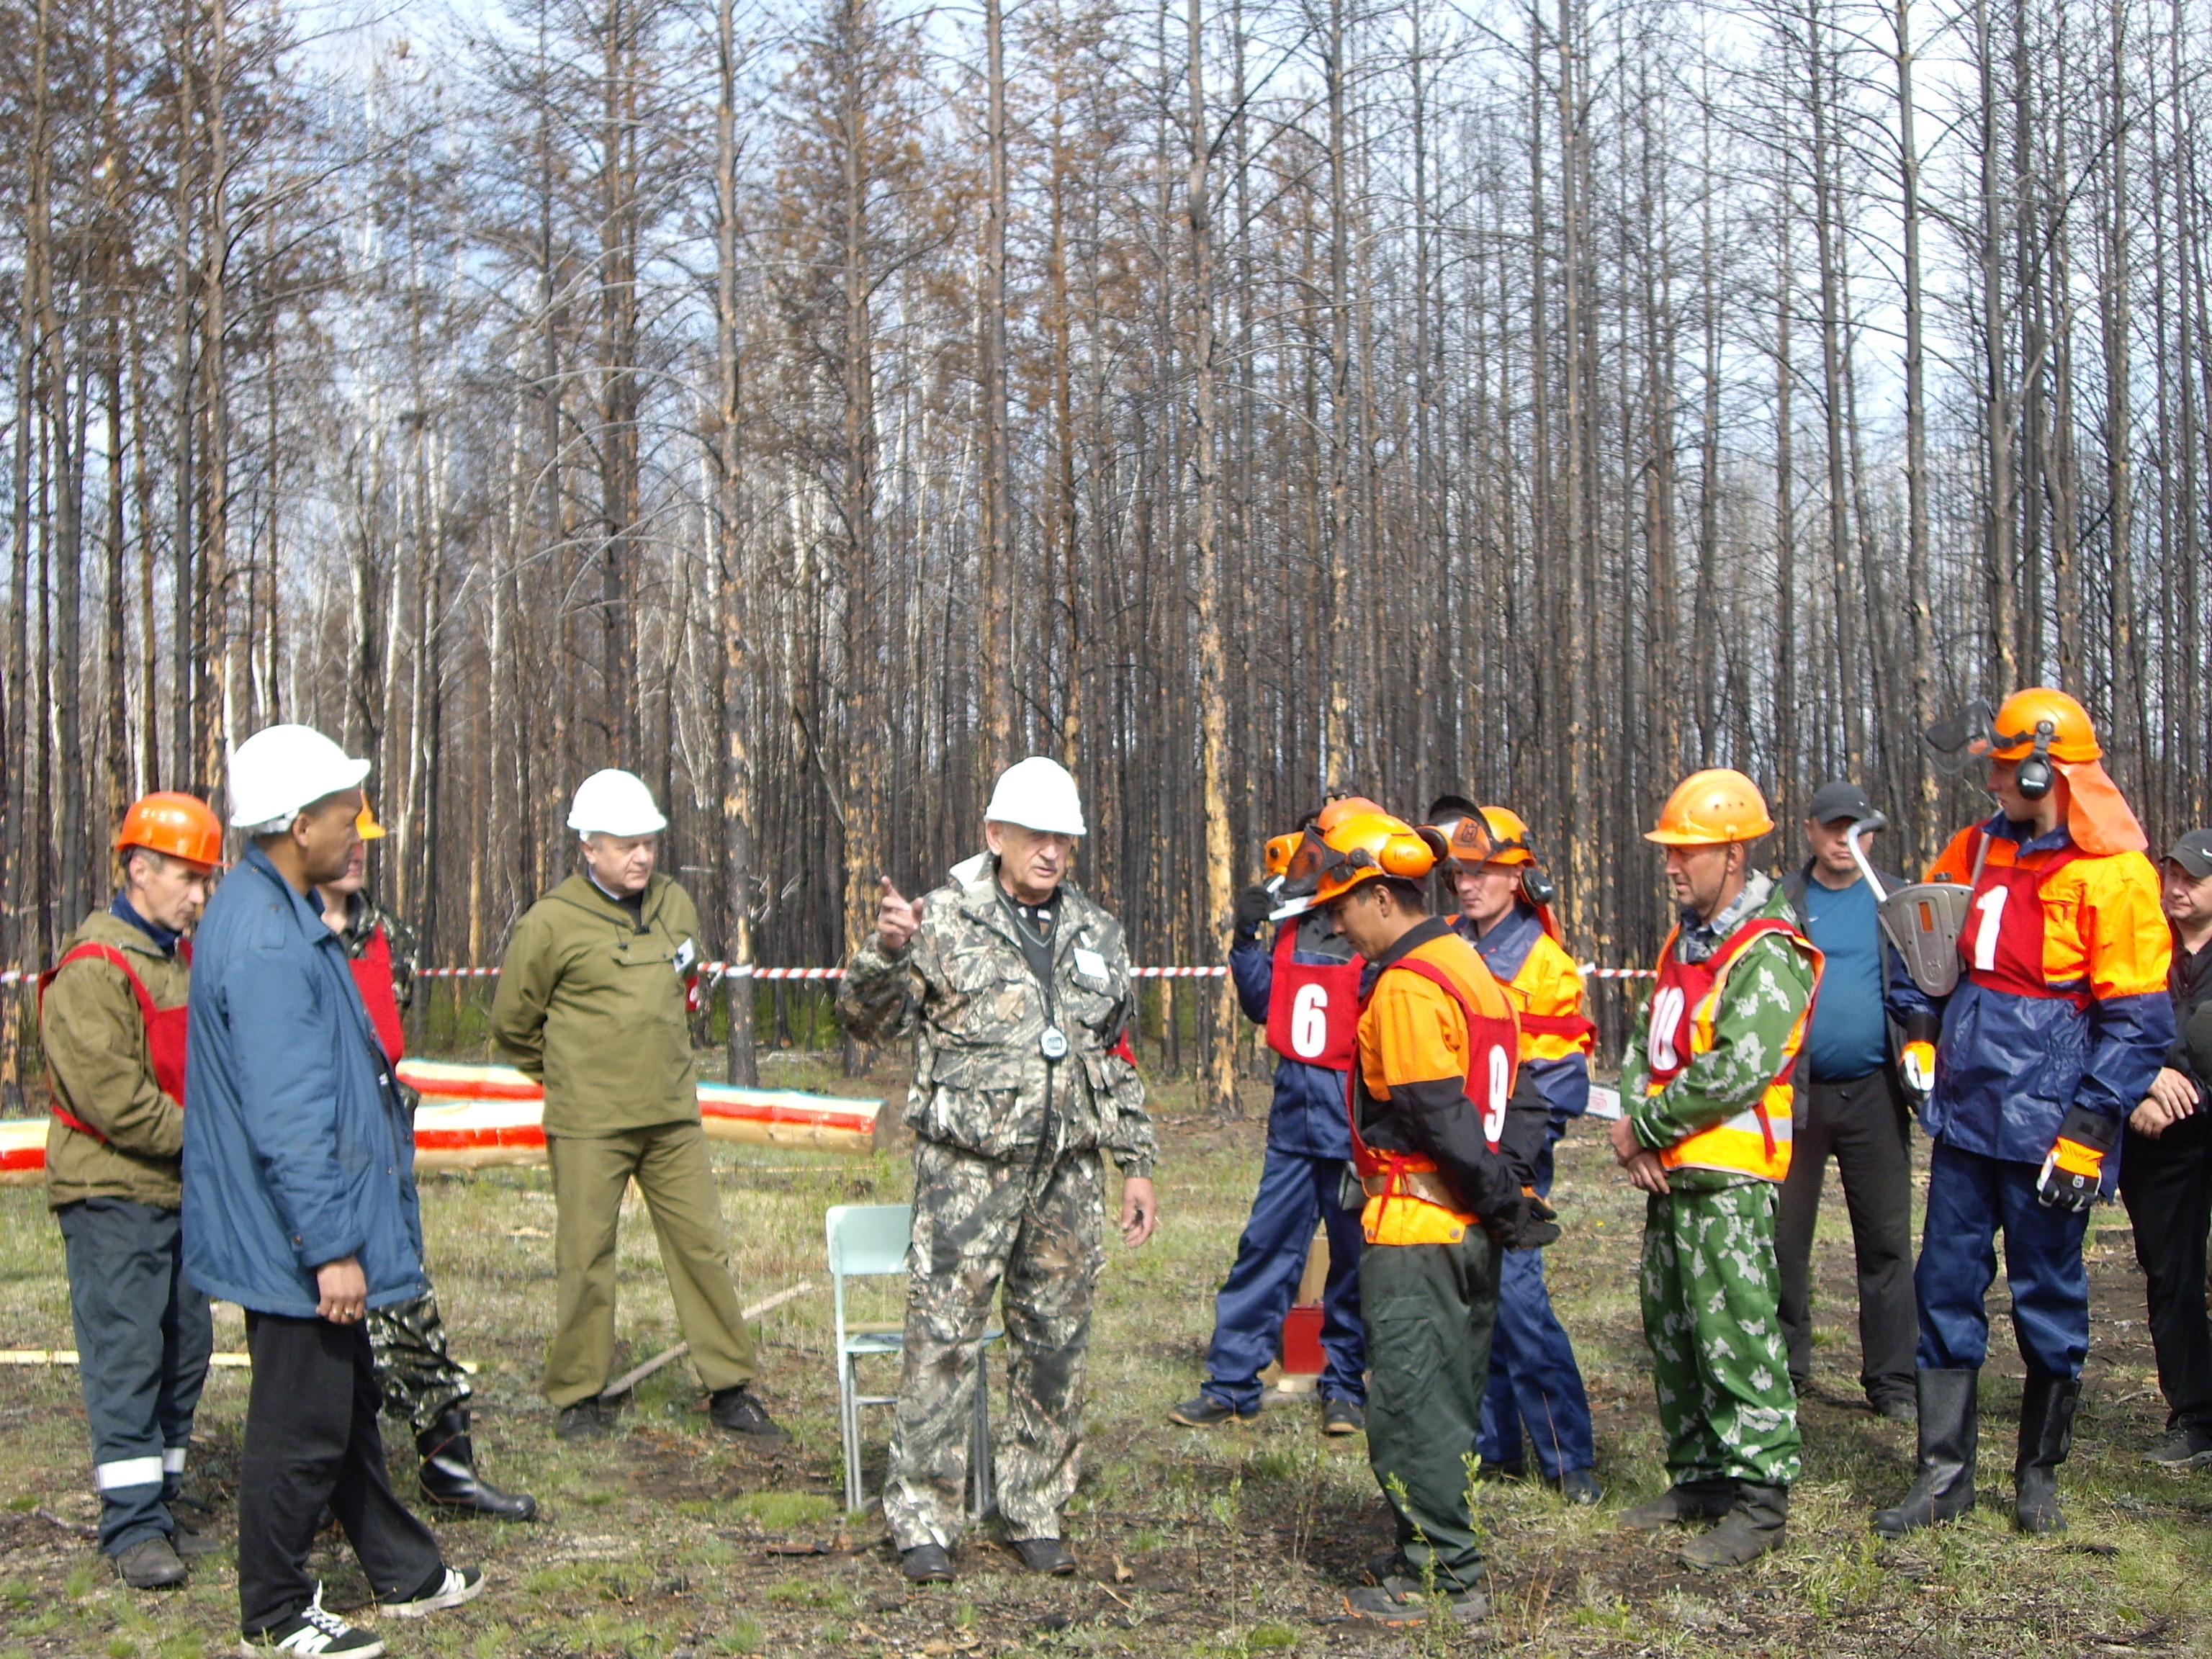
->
xmin=543 ymin=1122 xmax=758 ymax=1407
xmin=1360 ymin=1228 xmax=1501 ymax=1591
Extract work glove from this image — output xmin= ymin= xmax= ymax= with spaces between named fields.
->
xmin=2036 ymin=1105 xmax=2118 ymax=1213
xmin=1899 ymin=1012 xmax=1940 ymax=1102
xmin=1482 ymin=1190 xmax=1561 ymax=1252
xmin=1233 ymin=884 xmax=1276 ymax=936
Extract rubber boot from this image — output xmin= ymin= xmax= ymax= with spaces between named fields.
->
xmin=417 ymin=1408 xmax=539 ymax=1521
xmin=1618 ymin=1478 xmax=1735 ymax=1531
xmin=1679 ymin=1483 xmax=1788 ymax=1570
xmin=1871 ymin=1368 xmax=1979 ymax=1539
xmin=2013 ymin=1370 xmax=2080 ymax=1535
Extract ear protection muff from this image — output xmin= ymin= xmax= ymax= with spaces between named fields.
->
xmin=1519 ymin=866 xmax=1557 ymax=908
xmin=1381 ymin=828 xmax=1443 ymax=878
xmin=2015 ymin=720 xmax=2057 ymax=799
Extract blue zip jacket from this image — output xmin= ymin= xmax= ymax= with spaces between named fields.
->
xmin=1230 ymin=922 xmax=1354 ymax=1159
xmin=1887 ymin=814 xmax=2174 ymax=1176
xmin=182 ymin=843 xmax=426 ymax=1317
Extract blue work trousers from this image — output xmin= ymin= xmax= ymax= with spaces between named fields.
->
xmin=1478 ymin=1245 xmax=1595 ymax=1477
xmin=1201 ymin=1145 xmax=1365 ymax=1409
xmin=57 ymin=1197 xmax=213 ymax=1554
xmin=1915 ymin=1140 xmax=2091 ymax=1380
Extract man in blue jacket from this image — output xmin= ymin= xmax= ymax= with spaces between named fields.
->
xmin=186 ymin=725 xmax=482 ymax=1658
xmin=1171 ymin=806 xmax=1368 ymax=1435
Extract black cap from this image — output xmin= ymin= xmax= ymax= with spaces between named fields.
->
xmin=1805 ymin=780 xmax=1877 ymax=825
xmin=2167 ymin=830 xmax=2212 ymax=879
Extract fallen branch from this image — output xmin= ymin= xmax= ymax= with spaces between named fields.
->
xmin=603 ymin=1281 xmax=814 ymax=1398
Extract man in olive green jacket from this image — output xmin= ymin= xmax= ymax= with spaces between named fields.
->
xmin=490 ymin=769 xmax=785 ymax=1444
xmin=42 ymin=793 xmax=223 ymax=1589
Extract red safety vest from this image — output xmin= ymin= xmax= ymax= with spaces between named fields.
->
xmin=37 ymin=941 xmax=192 ymax=1141
xmin=1263 ymin=923 xmax=1363 ymax=1070
xmin=1344 ymin=948 xmax=1520 ymax=1244
xmin=1956 ymin=830 xmax=2091 ymax=1007
xmin=1642 ymin=917 xmax=1818 ymax=1182
xmin=350 ymin=925 xmax=408 ymax=1066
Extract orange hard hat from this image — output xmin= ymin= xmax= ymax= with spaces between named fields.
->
xmin=1990 ymin=688 xmax=2100 ymax=765
xmin=1478 ymin=806 xmax=1536 ymax=867
xmin=357 ymin=800 xmax=388 ymax=840
xmin=1645 ymin=770 xmax=1773 ymax=847
xmin=1315 ymin=795 xmax=1385 ymax=833
xmin=115 ymin=791 xmax=224 ymax=868
xmin=1275 ymin=810 xmax=1444 ymax=916
xmin=1429 ymin=811 xmax=1493 ymax=867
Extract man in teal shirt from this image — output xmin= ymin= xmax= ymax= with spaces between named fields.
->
xmin=1776 ymin=781 xmax=1916 ymax=1419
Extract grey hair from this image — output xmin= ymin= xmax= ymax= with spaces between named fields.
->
xmin=243 ymin=815 xmax=297 ymax=839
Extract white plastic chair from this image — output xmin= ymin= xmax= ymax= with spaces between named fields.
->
xmin=825 ymin=1203 xmax=997 ymax=1516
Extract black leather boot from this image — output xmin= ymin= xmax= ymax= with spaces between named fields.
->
xmin=1872 ymin=1369 xmax=1978 ymax=1538
xmin=418 ymin=1408 xmax=539 ymax=1521
xmin=2013 ymin=1370 xmax=2080 ymax=1535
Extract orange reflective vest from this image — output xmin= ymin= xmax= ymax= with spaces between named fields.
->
xmin=1642 ymin=917 xmax=1822 ymax=1183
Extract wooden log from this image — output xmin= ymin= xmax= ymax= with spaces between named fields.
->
xmin=0 ymin=1066 xmax=884 ymax=1184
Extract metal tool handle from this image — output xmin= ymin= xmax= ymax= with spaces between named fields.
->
xmin=1845 ymin=814 xmax=1891 ymax=902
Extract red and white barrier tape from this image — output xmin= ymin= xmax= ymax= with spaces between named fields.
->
xmin=7 ymin=961 xmax=1651 ymax=984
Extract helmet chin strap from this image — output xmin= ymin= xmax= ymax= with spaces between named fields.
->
xmin=2015 ymin=719 xmax=2059 ymax=799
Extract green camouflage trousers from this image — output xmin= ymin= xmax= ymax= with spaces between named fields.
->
xmin=1641 ymin=1182 xmax=1801 ymax=1488
xmin=367 ymin=1287 xmax=472 ymax=1436
xmin=882 ymin=1140 xmax=1106 ymax=1550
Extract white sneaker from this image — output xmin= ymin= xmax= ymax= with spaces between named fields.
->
xmin=238 ymin=1586 xmax=385 ymax=1656
xmin=378 ymin=1565 xmax=484 ymax=1618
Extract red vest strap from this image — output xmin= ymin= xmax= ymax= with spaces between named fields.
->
xmin=38 ymin=940 xmax=192 ymax=1134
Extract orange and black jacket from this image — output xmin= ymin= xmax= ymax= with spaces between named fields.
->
xmin=1352 ymin=917 xmax=1550 ymax=1219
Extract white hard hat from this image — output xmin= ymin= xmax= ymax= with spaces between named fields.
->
xmin=227 ymin=724 xmax=372 ymax=830
xmin=568 ymin=768 xmax=668 ymax=837
xmin=984 ymin=756 xmax=1087 ymax=837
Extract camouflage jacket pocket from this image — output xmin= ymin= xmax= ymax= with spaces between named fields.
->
xmin=904 ymin=1082 xmax=1040 ymax=1160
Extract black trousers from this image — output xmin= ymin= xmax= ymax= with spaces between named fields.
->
xmin=1776 ymin=1068 xmax=1917 ymax=1401
xmin=238 ymin=1313 xmax=443 ymax=1635
xmin=2120 ymin=1113 xmax=2212 ymax=1431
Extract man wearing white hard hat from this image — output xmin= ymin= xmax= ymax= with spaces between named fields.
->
xmin=839 ymin=756 xmax=1157 ymax=1583
xmin=187 ymin=725 xmax=482 ymax=1656
xmin=490 ymin=769 xmax=786 ymax=1446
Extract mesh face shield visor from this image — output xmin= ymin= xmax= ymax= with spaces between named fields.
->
xmin=1925 ymin=700 xmax=2056 ymax=775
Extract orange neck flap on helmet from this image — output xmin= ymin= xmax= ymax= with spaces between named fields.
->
xmin=2054 ymin=760 xmax=2146 ymax=856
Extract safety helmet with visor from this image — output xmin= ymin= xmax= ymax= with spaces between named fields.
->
xmin=1270 ymin=811 xmax=1446 ymax=921
xmin=1924 ymin=688 xmax=2098 ymax=801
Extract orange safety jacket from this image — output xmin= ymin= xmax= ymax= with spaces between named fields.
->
xmin=1347 ymin=926 xmax=1523 ymax=1245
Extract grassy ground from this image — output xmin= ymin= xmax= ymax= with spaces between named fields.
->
xmin=4 ymin=1051 xmax=2210 ymax=1658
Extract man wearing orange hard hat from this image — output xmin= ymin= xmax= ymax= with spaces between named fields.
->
xmin=1274 ymin=808 xmax=1557 ymax=1628
xmin=1874 ymin=690 xmax=2171 ymax=1539
xmin=1427 ymin=796 xmax=1601 ymax=1504
xmin=1611 ymin=770 xmax=1822 ymax=1569
xmin=1171 ymin=796 xmax=1377 ymax=1437
xmin=39 ymin=793 xmax=223 ymax=1588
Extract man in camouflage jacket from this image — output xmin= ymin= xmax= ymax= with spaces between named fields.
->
xmin=838 ymin=757 xmax=1157 ymax=1583
xmin=1609 ymin=770 xmax=1822 ymax=1570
